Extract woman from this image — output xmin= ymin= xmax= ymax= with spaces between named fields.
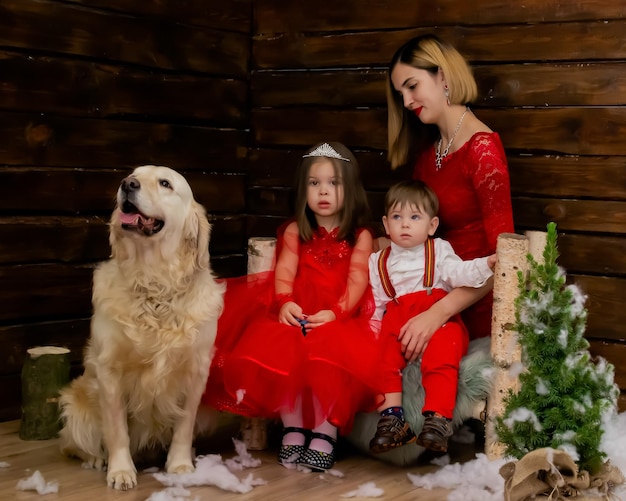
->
xmin=384 ymin=34 xmax=514 ymax=361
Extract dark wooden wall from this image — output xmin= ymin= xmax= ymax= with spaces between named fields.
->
xmin=1 ymin=0 xmax=625 ymax=421
xmin=0 ymin=0 xmax=251 ymax=421
xmin=246 ymin=1 xmax=626 ymax=408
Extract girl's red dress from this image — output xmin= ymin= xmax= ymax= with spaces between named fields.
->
xmin=414 ymin=132 xmax=515 ymax=339
xmin=203 ymin=225 xmax=382 ymax=434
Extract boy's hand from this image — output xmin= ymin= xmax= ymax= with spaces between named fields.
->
xmin=487 ymin=253 xmax=497 ymax=270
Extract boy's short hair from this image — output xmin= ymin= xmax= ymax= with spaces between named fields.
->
xmin=384 ymin=180 xmax=439 ymax=218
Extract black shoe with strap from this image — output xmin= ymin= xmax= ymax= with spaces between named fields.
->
xmin=278 ymin=426 xmax=309 ymax=466
xmin=297 ymin=432 xmax=336 ymax=472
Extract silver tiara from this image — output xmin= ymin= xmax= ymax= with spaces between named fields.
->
xmin=302 ymin=143 xmax=351 ymax=162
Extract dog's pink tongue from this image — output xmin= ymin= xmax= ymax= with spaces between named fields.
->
xmin=120 ymin=212 xmax=140 ymax=225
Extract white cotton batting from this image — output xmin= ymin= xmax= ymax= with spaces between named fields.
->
xmin=153 ymin=454 xmax=266 ymax=494
xmin=16 ymin=470 xmax=59 ymax=495
xmin=340 ymin=481 xmax=384 ymax=498
xmin=144 ymin=486 xmax=196 ymax=501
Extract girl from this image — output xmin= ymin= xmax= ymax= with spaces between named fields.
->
xmin=204 ymin=141 xmax=382 ymax=472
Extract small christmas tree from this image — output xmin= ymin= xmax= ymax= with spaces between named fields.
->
xmin=495 ymin=222 xmax=619 ymax=474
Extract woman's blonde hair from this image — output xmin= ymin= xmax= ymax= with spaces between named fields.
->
xmin=387 ymin=35 xmax=478 ymax=169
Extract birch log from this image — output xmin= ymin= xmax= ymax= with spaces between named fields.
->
xmin=240 ymin=237 xmax=277 ymax=450
xmin=485 ymin=233 xmax=529 ymax=459
xmin=19 ymin=346 xmax=71 ymax=440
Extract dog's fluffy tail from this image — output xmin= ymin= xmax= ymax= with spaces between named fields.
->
xmin=58 ymin=375 xmax=106 ymax=466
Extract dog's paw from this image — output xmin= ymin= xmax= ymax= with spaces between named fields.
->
xmin=81 ymin=455 xmax=107 ymax=471
xmin=166 ymin=462 xmax=195 ymax=475
xmin=107 ymin=469 xmax=137 ymax=490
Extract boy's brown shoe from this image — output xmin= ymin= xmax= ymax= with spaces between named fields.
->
xmin=416 ymin=414 xmax=453 ymax=452
xmin=369 ymin=415 xmax=416 ymax=454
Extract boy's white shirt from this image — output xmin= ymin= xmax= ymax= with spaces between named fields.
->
xmin=368 ymin=239 xmax=493 ymax=321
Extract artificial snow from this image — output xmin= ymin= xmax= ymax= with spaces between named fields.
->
xmin=0 ymin=461 xmax=10 ymax=468
xmin=405 ymin=409 xmax=626 ymax=500
xmin=145 ymin=486 xmax=197 ymax=501
xmin=16 ymin=470 xmax=59 ymax=495
xmin=152 ymin=440 xmax=265 ymax=495
xmin=340 ymin=481 xmax=384 ymax=498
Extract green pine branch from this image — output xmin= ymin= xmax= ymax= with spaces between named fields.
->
xmin=495 ymin=222 xmax=619 ymax=474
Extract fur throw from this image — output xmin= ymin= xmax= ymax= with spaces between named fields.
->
xmin=347 ymin=337 xmax=494 ymax=466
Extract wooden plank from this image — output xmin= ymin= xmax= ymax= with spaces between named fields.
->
xmin=0 ymin=253 xmax=247 ymax=323
xmin=0 ymin=112 xmax=248 ymax=169
xmin=252 ymin=69 xmax=387 ymax=108
xmin=0 ymin=216 xmax=109 ymax=264
xmin=558 ymin=234 xmax=626 ymax=276
xmin=255 ymin=0 xmax=625 ymax=32
xmin=0 ymin=319 xmax=89 ymax=376
xmin=245 ymin=214 xmax=289 ymax=240
xmin=0 ymin=264 xmax=94 ymax=323
xmin=252 ymin=109 xmax=387 ymax=149
xmin=589 ymin=340 xmax=626 ymax=390
xmin=572 ymin=275 xmax=626 ymax=342
xmin=65 ymin=0 xmax=252 ymax=33
xmin=512 ymin=197 xmax=626 ymax=234
xmin=0 ymin=375 xmax=21 ymax=422
xmin=474 ymin=62 xmax=626 ymax=107
xmin=253 ymin=22 xmax=626 ymax=69
xmin=252 ymin=107 xmax=626 ymax=155
xmin=508 ymin=155 xmax=626 ymax=200
xmin=210 ymin=253 xmax=247 ymax=279
xmin=0 ymin=51 xmax=247 ymax=126
xmin=0 ymin=0 xmax=248 ymax=76
xmin=253 ymin=63 xmax=626 ymax=108
xmin=0 ymin=214 xmax=245 ymax=264
xmin=0 ymin=168 xmax=246 ymax=213
xmin=248 ymin=147 xmax=407 ymax=190
xmin=249 ymin=149 xmax=625 ymax=202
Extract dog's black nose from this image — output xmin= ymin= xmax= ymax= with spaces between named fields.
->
xmin=121 ymin=176 xmax=140 ymax=193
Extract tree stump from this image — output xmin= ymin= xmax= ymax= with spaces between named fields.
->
xmin=486 ymin=231 xmax=548 ymax=459
xmin=240 ymin=237 xmax=277 ymax=450
xmin=19 ymin=346 xmax=70 ymax=440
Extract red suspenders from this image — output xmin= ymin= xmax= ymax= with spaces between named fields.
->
xmin=377 ymin=238 xmax=436 ymax=303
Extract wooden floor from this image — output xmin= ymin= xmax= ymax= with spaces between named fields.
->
xmin=0 ymin=420 xmax=481 ymax=500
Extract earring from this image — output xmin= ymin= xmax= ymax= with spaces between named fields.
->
xmin=444 ymin=84 xmax=451 ymax=106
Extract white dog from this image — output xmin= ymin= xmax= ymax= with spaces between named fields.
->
xmin=59 ymin=165 xmax=224 ymax=490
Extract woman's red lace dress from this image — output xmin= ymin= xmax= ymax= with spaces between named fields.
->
xmin=203 ymin=223 xmax=382 ymax=434
xmin=414 ymin=132 xmax=514 ymax=339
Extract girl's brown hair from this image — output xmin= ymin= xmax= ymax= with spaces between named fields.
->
xmin=293 ymin=142 xmax=370 ymax=245
xmin=387 ymin=35 xmax=478 ymax=169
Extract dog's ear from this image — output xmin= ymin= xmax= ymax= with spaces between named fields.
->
xmin=185 ymin=201 xmax=211 ymax=270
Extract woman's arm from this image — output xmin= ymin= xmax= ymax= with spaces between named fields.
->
xmin=398 ymin=278 xmax=493 ymax=362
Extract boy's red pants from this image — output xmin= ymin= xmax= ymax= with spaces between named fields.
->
xmin=379 ymin=289 xmax=469 ymax=419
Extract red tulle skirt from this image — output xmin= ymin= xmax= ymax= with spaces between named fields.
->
xmin=202 ymin=272 xmax=384 ymax=435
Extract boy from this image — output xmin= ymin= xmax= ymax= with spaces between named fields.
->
xmin=369 ymin=180 xmax=496 ymax=453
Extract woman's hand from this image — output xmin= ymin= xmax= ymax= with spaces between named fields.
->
xmin=398 ymin=307 xmax=448 ymax=362
xmin=278 ymin=301 xmax=305 ymax=327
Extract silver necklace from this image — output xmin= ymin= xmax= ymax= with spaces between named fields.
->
xmin=435 ymin=107 xmax=469 ymax=170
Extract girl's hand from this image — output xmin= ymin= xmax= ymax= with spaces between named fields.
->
xmin=303 ymin=310 xmax=336 ymax=331
xmin=278 ymin=301 xmax=305 ymax=327
xmin=487 ymin=253 xmax=497 ymax=270
xmin=398 ymin=308 xmax=448 ymax=362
